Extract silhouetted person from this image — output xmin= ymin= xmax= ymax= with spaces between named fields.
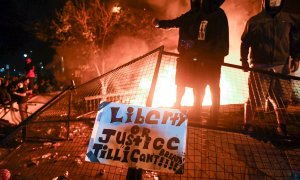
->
xmin=191 ymin=0 xmax=229 ymax=126
xmin=0 ymin=78 xmax=11 ymax=106
xmin=154 ymin=1 xmax=202 ymax=109
xmin=7 ymin=76 xmax=19 ymax=103
xmin=25 ymin=58 xmax=35 ymax=91
xmin=154 ymin=1 xmax=228 ymax=127
xmin=241 ymin=0 xmax=300 ymax=135
xmin=13 ymin=78 xmax=32 ymax=121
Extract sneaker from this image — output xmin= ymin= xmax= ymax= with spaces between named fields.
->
xmin=276 ymin=124 xmax=287 ymax=136
xmin=264 ymin=99 xmax=274 ymax=112
xmin=243 ymin=124 xmax=253 ymax=133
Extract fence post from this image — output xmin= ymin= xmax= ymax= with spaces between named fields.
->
xmin=146 ymin=46 xmax=164 ymax=107
xmin=67 ymin=80 xmax=76 ymax=140
xmin=126 ymin=46 xmax=164 ymax=180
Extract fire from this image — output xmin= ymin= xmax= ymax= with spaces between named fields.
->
xmin=139 ymin=65 xmax=213 ymax=108
xmin=139 ymin=56 xmax=248 ymax=108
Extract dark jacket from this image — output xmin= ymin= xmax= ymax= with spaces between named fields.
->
xmin=241 ymin=11 xmax=300 ymax=65
xmin=157 ymin=9 xmax=202 ymax=57
xmin=15 ymin=85 xmax=29 ymax=104
xmin=196 ymin=7 xmax=229 ymax=62
xmin=157 ymin=4 xmax=229 ymax=63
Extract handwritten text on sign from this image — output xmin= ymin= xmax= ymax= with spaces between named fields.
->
xmin=85 ymin=102 xmax=188 ymax=174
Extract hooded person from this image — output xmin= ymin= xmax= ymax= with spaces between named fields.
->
xmin=263 ymin=0 xmax=284 ymax=16
xmin=153 ymin=0 xmax=206 ymax=110
xmin=240 ymin=0 xmax=300 ymax=135
xmin=191 ymin=0 xmax=229 ymax=126
xmin=154 ymin=0 xmax=229 ymax=126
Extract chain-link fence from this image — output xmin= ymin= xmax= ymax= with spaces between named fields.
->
xmin=0 ymin=46 xmax=300 ymax=179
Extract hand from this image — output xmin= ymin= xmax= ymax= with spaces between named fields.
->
xmin=290 ymin=59 xmax=299 ymax=72
xmin=241 ymin=61 xmax=249 ymax=72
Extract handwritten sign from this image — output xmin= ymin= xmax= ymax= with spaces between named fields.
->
xmin=85 ymin=102 xmax=188 ymax=174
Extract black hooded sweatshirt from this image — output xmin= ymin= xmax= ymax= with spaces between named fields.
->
xmin=157 ymin=0 xmax=229 ymax=63
xmin=240 ymin=1 xmax=300 ymax=65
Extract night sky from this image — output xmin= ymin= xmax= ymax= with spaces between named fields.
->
xmin=0 ymin=0 xmax=65 ymax=71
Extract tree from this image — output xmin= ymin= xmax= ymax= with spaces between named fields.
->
xmin=51 ymin=0 xmax=122 ymax=75
xmin=31 ymin=0 xmax=163 ymax=85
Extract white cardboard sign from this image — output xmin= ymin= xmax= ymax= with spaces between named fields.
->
xmin=85 ymin=102 xmax=188 ymax=174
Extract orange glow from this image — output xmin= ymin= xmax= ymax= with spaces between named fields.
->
xmin=139 ymin=55 xmax=248 ymax=108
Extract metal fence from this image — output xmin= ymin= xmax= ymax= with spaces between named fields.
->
xmin=0 ymin=46 xmax=300 ymax=179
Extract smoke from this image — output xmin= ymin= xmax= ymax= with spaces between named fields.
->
xmin=103 ymin=36 xmax=150 ymax=72
xmin=124 ymin=0 xmax=189 ymax=19
xmin=145 ymin=0 xmax=190 ymax=19
xmin=222 ymin=0 xmax=260 ymax=64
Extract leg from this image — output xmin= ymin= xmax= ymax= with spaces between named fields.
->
xmin=18 ymin=103 xmax=28 ymax=121
xmin=29 ymin=77 xmax=35 ymax=91
xmin=243 ymin=71 xmax=265 ymax=132
xmin=208 ymin=67 xmax=221 ymax=125
xmin=193 ymin=84 xmax=206 ymax=112
xmin=174 ymin=85 xmax=185 ymax=109
xmin=209 ymin=84 xmax=220 ymax=125
xmin=268 ymin=66 xmax=292 ymax=135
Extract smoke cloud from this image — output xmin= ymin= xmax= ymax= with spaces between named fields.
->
xmin=103 ymin=36 xmax=150 ymax=72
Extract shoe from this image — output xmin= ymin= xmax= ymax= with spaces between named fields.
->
xmin=243 ymin=124 xmax=253 ymax=133
xmin=276 ymin=124 xmax=287 ymax=136
xmin=264 ymin=99 xmax=274 ymax=112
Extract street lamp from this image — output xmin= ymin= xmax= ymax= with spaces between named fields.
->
xmin=112 ymin=6 xmax=121 ymax=13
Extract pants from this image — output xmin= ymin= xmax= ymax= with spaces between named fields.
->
xmin=18 ymin=102 xmax=28 ymax=121
xmin=28 ymin=77 xmax=35 ymax=91
xmin=193 ymin=61 xmax=222 ymax=122
xmin=244 ymin=64 xmax=292 ymax=125
xmin=175 ymin=56 xmax=198 ymax=88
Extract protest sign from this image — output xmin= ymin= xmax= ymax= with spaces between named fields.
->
xmin=85 ymin=102 xmax=188 ymax=174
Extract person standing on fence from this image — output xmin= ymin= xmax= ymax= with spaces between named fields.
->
xmin=190 ymin=0 xmax=229 ymax=126
xmin=240 ymin=0 xmax=300 ymax=135
xmin=13 ymin=77 xmax=32 ymax=122
xmin=154 ymin=0 xmax=229 ymax=125
xmin=153 ymin=0 xmax=202 ymax=110
xmin=25 ymin=57 xmax=36 ymax=91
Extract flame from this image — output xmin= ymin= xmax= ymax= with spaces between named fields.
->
xmin=139 ymin=57 xmax=248 ymax=108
